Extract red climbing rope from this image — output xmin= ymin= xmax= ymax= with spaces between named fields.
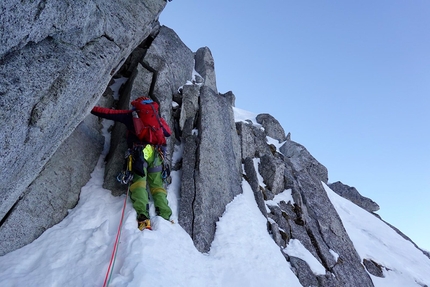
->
xmin=102 ymin=185 xmax=130 ymax=287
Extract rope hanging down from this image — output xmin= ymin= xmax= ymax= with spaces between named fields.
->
xmin=102 ymin=184 xmax=130 ymax=287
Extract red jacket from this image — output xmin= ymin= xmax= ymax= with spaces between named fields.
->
xmin=91 ymin=106 xmax=143 ymax=147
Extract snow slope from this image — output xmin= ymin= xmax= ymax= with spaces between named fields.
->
xmin=0 ymin=108 xmax=428 ymax=287
xmin=324 ymin=183 xmax=430 ymax=286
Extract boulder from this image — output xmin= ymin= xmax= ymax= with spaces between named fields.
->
xmin=194 ymin=47 xmax=217 ymax=93
xmin=289 ymin=256 xmax=321 ymax=287
xmin=236 ymin=121 xmax=272 ymax=160
xmin=328 ymin=181 xmax=380 ymax=212
xmin=256 ymin=113 xmax=287 ymax=142
xmin=179 ymin=85 xmax=200 ymax=131
xmin=258 ymin=154 xmax=286 ymax=196
xmin=280 ymin=139 xmax=328 ymax=183
xmin=363 ymin=258 xmax=384 ymax=278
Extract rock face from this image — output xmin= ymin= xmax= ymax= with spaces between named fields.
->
xmin=0 ymin=2 xmax=423 ymax=286
xmin=179 ymin=83 xmax=242 ymax=253
xmin=181 ymin=49 xmax=243 ymax=253
xmin=0 ymin=117 xmax=104 ymax=255
xmin=0 ymin=0 xmax=167 ymax=244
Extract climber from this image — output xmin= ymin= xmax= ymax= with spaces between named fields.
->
xmin=91 ymin=96 xmax=172 ymax=231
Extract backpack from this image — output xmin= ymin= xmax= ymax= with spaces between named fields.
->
xmin=130 ymin=97 xmax=171 ymax=146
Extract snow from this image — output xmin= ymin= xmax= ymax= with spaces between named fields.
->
xmin=252 ymin=158 xmax=264 ymax=185
xmin=232 ymin=107 xmax=259 ymax=126
xmin=324 ymin=182 xmax=430 ymax=287
xmin=283 ymin=239 xmax=326 ymax=275
xmin=110 ymin=77 xmax=128 ymax=100
xmin=0 ymin=107 xmax=429 ymax=286
xmin=266 ymin=189 xmax=295 ymax=207
xmin=329 ymin=249 xmax=339 ymax=262
xmin=183 ymin=67 xmax=204 ymax=87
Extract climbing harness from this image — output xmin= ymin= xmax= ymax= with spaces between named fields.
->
xmin=156 ymin=145 xmax=171 ymax=184
xmin=102 ymin=183 xmax=130 ymax=287
xmin=118 ymin=145 xmax=171 ymax=184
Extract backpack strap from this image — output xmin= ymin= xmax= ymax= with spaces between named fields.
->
xmin=148 ymin=102 xmax=171 ymax=137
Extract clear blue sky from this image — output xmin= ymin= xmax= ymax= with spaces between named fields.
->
xmin=160 ymin=1 xmax=430 ymax=251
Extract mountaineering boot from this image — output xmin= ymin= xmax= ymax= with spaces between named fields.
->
xmin=137 ymin=214 xmax=151 ymax=231
xmin=138 ymin=219 xmax=151 ymax=231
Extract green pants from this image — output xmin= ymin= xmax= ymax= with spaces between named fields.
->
xmin=129 ymin=145 xmax=172 ymax=220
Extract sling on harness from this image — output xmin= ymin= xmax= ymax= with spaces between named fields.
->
xmin=116 ymin=151 xmax=134 ymax=184
xmin=156 ymin=145 xmax=171 ymax=184
xmin=116 ymin=145 xmax=171 ymax=185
